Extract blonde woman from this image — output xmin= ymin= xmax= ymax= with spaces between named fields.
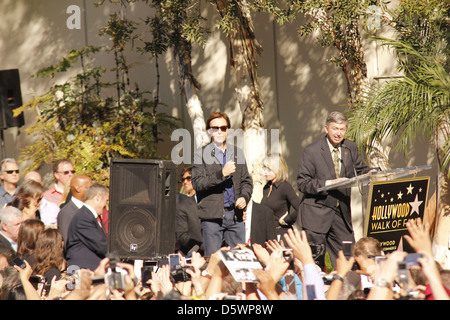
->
xmin=261 ymin=153 xmax=301 ymax=238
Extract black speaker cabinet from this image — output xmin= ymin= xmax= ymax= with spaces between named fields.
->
xmin=0 ymin=69 xmax=25 ymax=129
xmin=108 ymin=159 xmax=177 ymax=260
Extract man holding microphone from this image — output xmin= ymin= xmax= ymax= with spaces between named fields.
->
xmin=192 ymin=112 xmax=253 ymax=257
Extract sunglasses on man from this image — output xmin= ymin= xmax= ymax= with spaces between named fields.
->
xmin=210 ymin=126 xmax=228 ymax=132
xmin=57 ymin=170 xmax=76 ymax=175
xmin=181 ymin=176 xmax=192 ymax=182
xmin=5 ymin=170 xmax=19 ymax=174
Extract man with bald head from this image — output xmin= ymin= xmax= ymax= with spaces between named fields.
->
xmin=24 ymin=171 xmax=42 ymax=184
xmin=57 ymin=174 xmax=93 ymax=245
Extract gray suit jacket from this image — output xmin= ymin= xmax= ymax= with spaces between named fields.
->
xmin=192 ymin=142 xmax=253 ymax=221
xmin=296 ymin=136 xmax=372 ymax=233
xmin=57 ymin=200 xmax=80 ymax=246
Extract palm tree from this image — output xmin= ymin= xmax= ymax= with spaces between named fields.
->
xmin=347 ymin=37 xmax=450 ymax=266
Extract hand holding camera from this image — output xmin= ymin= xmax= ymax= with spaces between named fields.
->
xmin=13 ymin=257 xmax=34 ymax=284
xmin=168 ymin=253 xmax=192 ymax=283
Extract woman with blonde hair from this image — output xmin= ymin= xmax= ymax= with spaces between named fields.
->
xmin=261 ymin=153 xmax=301 ymax=238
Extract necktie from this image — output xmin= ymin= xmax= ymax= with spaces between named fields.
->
xmin=333 ymin=147 xmax=340 ymax=177
xmin=97 ymin=215 xmax=107 ymax=237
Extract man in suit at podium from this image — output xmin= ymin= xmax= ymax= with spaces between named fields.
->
xmin=296 ymin=111 xmax=376 ymax=269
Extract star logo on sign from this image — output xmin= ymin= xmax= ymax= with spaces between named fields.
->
xmin=409 ymin=194 xmax=423 ymax=216
xmin=397 ymin=191 xmax=403 ymax=200
xmin=406 ymin=184 xmax=414 ymax=194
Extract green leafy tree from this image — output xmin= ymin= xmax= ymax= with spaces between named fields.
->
xmin=141 ymin=0 xmax=211 ymax=149
xmin=348 ymin=39 xmax=449 ymax=173
xmin=346 ymin=0 xmax=449 ymax=265
xmin=15 ymin=14 xmax=179 ymax=184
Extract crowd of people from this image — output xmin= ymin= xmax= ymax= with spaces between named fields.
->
xmin=0 ymin=110 xmax=448 ymax=301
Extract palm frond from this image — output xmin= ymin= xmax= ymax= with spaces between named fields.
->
xmin=348 ymin=36 xmax=450 ymax=175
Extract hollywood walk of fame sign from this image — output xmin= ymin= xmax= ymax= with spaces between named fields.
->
xmin=364 ymin=176 xmax=429 ymax=254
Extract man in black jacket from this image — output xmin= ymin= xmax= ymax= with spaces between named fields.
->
xmin=175 ymin=167 xmax=203 ymax=255
xmin=192 ymin=112 xmax=253 ymax=257
xmin=296 ymin=111 xmax=376 ymax=269
xmin=65 ymin=182 xmax=109 ymax=271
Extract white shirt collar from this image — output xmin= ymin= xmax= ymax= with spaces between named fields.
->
xmin=71 ymin=197 xmax=84 ymax=209
xmin=54 ymin=183 xmax=64 ymax=194
xmin=84 ymin=203 xmax=98 ymax=219
xmin=326 ymin=137 xmax=341 ymax=153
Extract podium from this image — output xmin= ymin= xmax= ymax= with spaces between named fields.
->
xmin=317 ymin=165 xmax=431 ymax=254
xmin=317 ymin=165 xmax=431 ymax=192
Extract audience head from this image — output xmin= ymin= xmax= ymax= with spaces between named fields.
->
xmin=353 ymin=237 xmax=382 ymax=258
xmin=0 ymin=266 xmax=22 ymax=300
xmin=84 ymin=182 xmax=109 ymax=215
xmin=16 ymin=219 xmax=45 ymax=258
xmin=0 ymin=206 xmax=23 ymax=242
xmin=33 ymin=228 xmax=65 ymax=277
xmin=352 ymin=237 xmax=382 ymax=277
xmin=17 ymin=179 xmax=44 ymax=198
xmin=52 ymin=159 xmax=75 ymax=188
xmin=0 ymin=158 xmax=20 ymax=186
xmin=180 ymin=167 xmax=195 ymax=196
xmin=23 ymin=171 xmax=42 ymax=184
xmin=9 ymin=180 xmax=44 ymax=221
xmin=0 ymin=247 xmax=13 ymax=271
xmin=70 ymin=174 xmax=93 ymax=202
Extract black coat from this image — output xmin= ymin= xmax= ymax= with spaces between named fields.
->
xmin=192 ymin=142 xmax=253 ymax=220
xmin=65 ymin=206 xmax=107 ymax=271
xmin=261 ymin=180 xmax=301 ymax=226
xmin=0 ymin=233 xmax=15 ymax=255
xmin=296 ymin=137 xmax=372 ymax=233
xmin=249 ymin=201 xmax=277 ymax=246
xmin=175 ymin=193 xmax=202 ymax=255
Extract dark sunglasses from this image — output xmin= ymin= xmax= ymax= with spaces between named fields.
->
xmin=210 ymin=126 xmax=228 ymax=132
xmin=181 ymin=176 xmax=192 ymax=182
xmin=58 ymin=170 xmax=76 ymax=175
xmin=5 ymin=170 xmax=19 ymax=174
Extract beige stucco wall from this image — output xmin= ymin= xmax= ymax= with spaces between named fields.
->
xmin=0 ymin=1 xmax=437 ymax=239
